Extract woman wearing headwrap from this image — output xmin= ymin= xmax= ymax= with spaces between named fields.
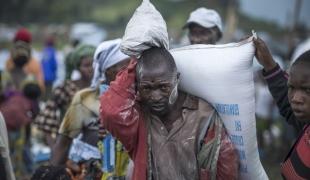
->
xmin=1 ymin=41 xmax=34 ymax=92
xmin=35 ymin=44 xmax=95 ymax=147
xmin=50 ymin=39 xmax=131 ymax=180
xmin=6 ymin=28 xmax=45 ymax=92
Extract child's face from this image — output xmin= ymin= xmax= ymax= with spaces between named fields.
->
xmin=288 ymin=64 xmax=310 ymax=122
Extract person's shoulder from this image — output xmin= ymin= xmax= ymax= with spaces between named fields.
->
xmin=71 ymin=87 xmax=97 ymax=105
xmin=196 ymin=96 xmax=214 ymax=113
xmin=29 ymin=57 xmax=40 ymax=63
xmin=183 ymin=92 xmax=214 ymax=113
xmin=27 ymin=57 xmax=42 ymax=70
xmin=69 ymin=87 xmax=100 ymax=115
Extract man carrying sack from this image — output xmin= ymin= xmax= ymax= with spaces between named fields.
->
xmin=99 ymin=0 xmax=238 ymax=179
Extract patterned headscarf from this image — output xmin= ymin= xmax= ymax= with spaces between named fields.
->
xmin=65 ymin=44 xmax=95 ymax=79
xmin=11 ymin=41 xmax=31 ymax=60
xmin=91 ymin=39 xmax=129 ymax=88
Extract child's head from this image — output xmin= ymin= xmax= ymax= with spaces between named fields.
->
xmin=288 ymin=50 xmax=310 ymax=122
xmin=31 ymin=165 xmax=71 ymax=180
xmin=23 ymin=83 xmax=41 ymax=100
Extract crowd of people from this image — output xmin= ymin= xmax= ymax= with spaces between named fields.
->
xmin=0 ymin=5 xmax=309 ymax=180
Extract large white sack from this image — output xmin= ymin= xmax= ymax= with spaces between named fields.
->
xmin=170 ymin=37 xmax=268 ymax=180
xmin=121 ymin=0 xmax=169 ymax=58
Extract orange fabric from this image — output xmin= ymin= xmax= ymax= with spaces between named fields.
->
xmin=6 ymin=57 xmax=45 ymax=92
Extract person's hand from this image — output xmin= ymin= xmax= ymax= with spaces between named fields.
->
xmin=114 ymin=58 xmax=137 ymax=86
xmin=98 ymin=122 xmax=108 ymax=140
xmin=66 ymin=161 xmax=87 ymax=180
xmin=253 ymin=37 xmax=277 ymax=71
xmin=127 ymin=58 xmax=138 ymax=74
xmin=66 ymin=160 xmax=81 ymax=174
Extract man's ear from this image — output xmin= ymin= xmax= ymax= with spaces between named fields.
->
xmin=136 ymin=91 xmax=142 ymax=101
xmin=177 ymin=72 xmax=181 ymax=81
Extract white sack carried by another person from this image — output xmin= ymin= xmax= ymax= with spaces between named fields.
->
xmin=121 ymin=0 xmax=169 ymax=58
xmin=170 ymin=36 xmax=268 ymax=180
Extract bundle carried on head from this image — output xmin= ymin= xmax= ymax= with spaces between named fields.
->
xmin=120 ymin=0 xmax=169 ymax=58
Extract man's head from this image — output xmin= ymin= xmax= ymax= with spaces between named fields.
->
xmin=184 ymin=8 xmax=222 ymax=45
xmin=288 ymin=50 xmax=310 ymax=122
xmin=136 ymin=47 xmax=180 ymax=116
xmin=45 ymin=36 xmax=55 ymax=46
xmin=23 ymin=82 xmax=41 ymax=100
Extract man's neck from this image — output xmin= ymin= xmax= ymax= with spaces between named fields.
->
xmin=159 ymin=91 xmax=186 ymax=131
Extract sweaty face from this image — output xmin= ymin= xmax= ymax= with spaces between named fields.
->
xmin=288 ymin=64 xmax=310 ymax=122
xmin=137 ymin=66 xmax=177 ymax=116
xmin=188 ymin=24 xmax=218 ymax=45
xmin=105 ymin=58 xmax=130 ymax=84
xmin=79 ymin=56 xmax=93 ymax=80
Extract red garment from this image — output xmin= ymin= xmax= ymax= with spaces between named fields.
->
xmin=14 ymin=28 xmax=32 ymax=43
xmin=201 ymin=118 xmax=239 ymax=180
xmin=0 ymin=93 xmax=33 ymax=130
xmin=281 ymin=125 xmax=310 ymax=179
xmin=100 ymin=60 xmax=148 ymax=180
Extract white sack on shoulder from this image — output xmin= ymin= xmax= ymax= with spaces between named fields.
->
xmin=170 ymin=36 xmax=268 ymax=180
xmin=121 ymin=0 xmax=169 ymax=58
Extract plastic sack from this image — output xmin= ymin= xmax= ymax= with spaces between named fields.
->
xmin=170 ymin=36 xmax=268 ymax=180
xmin=68 ymin=138 xmax=101 ymax=163
xmin=120 ymin=0 xmax=169 ymax=58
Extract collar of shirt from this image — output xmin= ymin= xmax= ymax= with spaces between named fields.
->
xmin=182 ymin=93 xmax=199 ymax=110
xmin=148 ymin=93 xmax=199 ymax=137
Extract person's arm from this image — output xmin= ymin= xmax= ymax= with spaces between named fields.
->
xmin=50 ymin=134 xmax=72 ymax=165
xmin=50 ymin=100 xmax=85 ymax=165
xmin=254 ymin=37 xmax=305 ymax=131
xmin=262 ymin=64 xmax=305 ymax=131
xmin=100 ymin=60 xmax=140 ymax=154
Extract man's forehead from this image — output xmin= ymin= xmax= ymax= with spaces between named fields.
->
xmin=139 ymin=70 xmax=176 ymax=81
xmin=289 ymin=65 xmax=310 ymax=84
xmin=138 ymin=63 xmax=175 ymax=76
xmin=139 ymin=79 xmax=173 ymax=85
